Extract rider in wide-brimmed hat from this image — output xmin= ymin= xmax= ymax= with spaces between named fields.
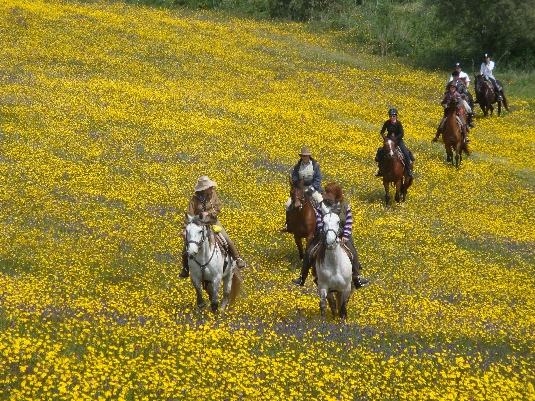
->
xmin=280 ymin=146 xmax=324 ymax=233
xmin=180 ymin=175 xmax=246 ymax=278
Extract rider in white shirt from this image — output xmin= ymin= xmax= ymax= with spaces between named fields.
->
xmin=480 ymin=54 xmax=503 ymax=101
xmin=449 ymin=63 xmax=470 ymax=88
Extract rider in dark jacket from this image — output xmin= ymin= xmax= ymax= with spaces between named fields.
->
xmin=376 ymin=108 xmax=414 ymax=178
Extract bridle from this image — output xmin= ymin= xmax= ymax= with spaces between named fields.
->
xmin=384 ymin=138 xmax=396 ymax=160
xmin=186 ymin=221 xmax=217 ymax=269
xmin=322 ymin=212 xmax=340 ymax=248
xmin=291 ymin=186 xmax=306 ymax=210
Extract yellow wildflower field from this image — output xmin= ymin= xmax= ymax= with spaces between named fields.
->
xmin=0 ymin=0 xmax=534 ymax=400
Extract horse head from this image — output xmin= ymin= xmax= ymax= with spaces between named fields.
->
xmin=289 ymin=177 xmax=306 ymax=209
xmin=474 ymin=74 xmax=483 ymax=92
xmin=321 ymin=202 xmax=340 ymax=249
xmin=382 ymin=135 xmax=397 ymax=160
xmin=185 ymin=213 xmax=208 ymax=258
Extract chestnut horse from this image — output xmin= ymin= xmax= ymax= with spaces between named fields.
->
xmin=287 ymin=177 xmax=316 ymax=259
xmin=474 ymin=74 xmax=509 ymax=117
xmin=442 ymin=96 xmax=470 ymax=168
xmin=379 ymin=134 xmax=413 ymax=204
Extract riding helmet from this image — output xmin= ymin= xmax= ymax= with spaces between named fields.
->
xmin=388 ymin=108 xmax=398 ymax=116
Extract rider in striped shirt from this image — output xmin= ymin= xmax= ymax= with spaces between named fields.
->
xmin=292 ymin=182 xmax=369 ymax=289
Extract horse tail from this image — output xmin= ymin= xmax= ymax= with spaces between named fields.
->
xmin=228 ymin=270 xmax=242 ymax=305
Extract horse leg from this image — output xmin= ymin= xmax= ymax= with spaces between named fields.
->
xmin=294 ymin=234 xmax=304 ymax=259
xmin=319 ymin=288 xmax=327 ymax=318
xmin=490 ymin=104 xmax=494 ymax=117
xmin=340 ymin=288 xmax=352 ymax=321
xmin=327 ymin=291 xmax=337 ymax=318
xmin=497 ymin=101 xmax=501 ymax=116
xmin=394 ymin=179 xmax=402 ymax=203
xmin=383 ymin=180 xmax=390 ymax=204
xmin=209 ymin=279 xmax=221 ymax=314
xmin=192 ymin=281 xmax=206 ymax=311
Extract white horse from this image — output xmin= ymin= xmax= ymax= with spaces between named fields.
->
xmin=185 ymin=214 xmax=241 ymax=316
xmin=315 ymin=204 xmax=353 ymax=320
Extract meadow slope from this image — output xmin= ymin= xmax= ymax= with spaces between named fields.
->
xmin=1 ymin=1 xmax=534 ymax=400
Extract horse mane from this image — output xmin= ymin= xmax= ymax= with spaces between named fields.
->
xmin=316 ymin=237 xmax=327 ymax=266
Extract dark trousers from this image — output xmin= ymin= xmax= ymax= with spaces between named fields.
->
xmin=397 ymin=140 xmax=413 ymax=168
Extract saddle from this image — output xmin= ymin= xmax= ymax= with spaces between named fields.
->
xmin=310 ymin=239 xmax=353 ymax=261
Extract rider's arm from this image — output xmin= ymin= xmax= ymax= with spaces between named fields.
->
xmin=380 ymin=121 xmax=388 ymax=136
xmin=184 ymin=196 xmax=198 ymax=227
xmin=291 ymin=162 xmax=301 ymax=182
xmin=312 ymin=160 xmax=322 ymax=193
xmin=394 ymin=121 xmax=404 ymax=142
xmin=207 ymin=191 xmax=222 ymax=219
xmin=343 ymin=204 xmax=353 ymax=238
xmin=315 ymin=205 xmax=323 ymax=229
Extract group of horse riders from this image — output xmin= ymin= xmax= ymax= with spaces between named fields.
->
xmin=432 ymin=54 xmax=506 ymax=143
xmin=178 ymin=53 xmax=505 ymax=288
xmin=278 ymin=146 xmax=370 ymax=289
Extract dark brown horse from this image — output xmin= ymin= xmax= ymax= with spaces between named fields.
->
xmin=442 ymin=96 xmax=470 ymax=167
xmin=379 ymin=134 xmax=413 ymax=204
xmin=287 ymin=177 xmax=316 ymax=259
xmin=474 ymin=74 xmax=509 ymax=117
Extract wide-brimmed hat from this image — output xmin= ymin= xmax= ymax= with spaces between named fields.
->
xmin=299 ymin=146 xmax=312 ymax=156
xmin=194 ymin=175 xmax=217 ymax=191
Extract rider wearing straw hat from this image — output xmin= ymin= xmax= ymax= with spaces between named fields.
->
xmin=280 ymin=146 xmax=324 ymax=233
xmin=180 ymin=175 xmax=246 ymax=278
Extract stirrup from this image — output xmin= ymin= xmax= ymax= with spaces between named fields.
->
xmin=292 ymin=276 xmax=304 ymax=286
xmin=235 ymin=258 xmax=246 ymax=270
xmin=354 ymin=276 xmax=370 ymax=289
xmin=179 ymin=267 xmax=189 ymax=278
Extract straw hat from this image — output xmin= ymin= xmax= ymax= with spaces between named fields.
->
xmin=299 ymin=146 xmax=312 ymax=156
xmin=194 ymin=175 xmax=217 ymax=192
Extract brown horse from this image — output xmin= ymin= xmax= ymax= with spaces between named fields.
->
xmin=442 ymin=96 xmax=470 ymax=168
xmin=474 ymin=74 xmax=509 ymax=117
xmin=379 ymin=134 xmax=413 ymax=204
xmin=287 ymin=177 xmax=316 ymax=259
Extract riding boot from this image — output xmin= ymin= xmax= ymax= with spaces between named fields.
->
xmin=432 ymin=126 xmax=442 ymax=143
xmin=351 ymin=258 xmax=369 ymax=289
xmin=228 ymin=240 xmax=246 ymax=269
xmin=280 ymin=210 xmax=292 ymax=233
xmin=376 ymin=163 xmax=382 ymax=177
xmin=179 ymin=252 xmax=189 ymax=278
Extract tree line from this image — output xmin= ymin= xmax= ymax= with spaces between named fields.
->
xmin=123 ymin=0 xmax=535 ymax=70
